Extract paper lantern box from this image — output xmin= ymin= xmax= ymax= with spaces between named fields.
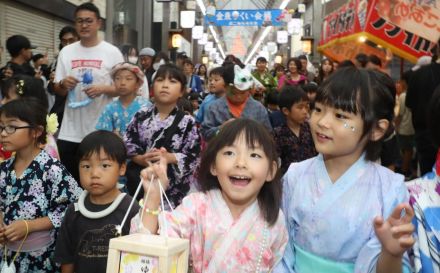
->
xmin=107 ymin=233 xmax=189 ymax=273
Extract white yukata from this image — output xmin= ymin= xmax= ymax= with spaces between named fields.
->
xmin=275 ymin=154 xmax=412 ymax=273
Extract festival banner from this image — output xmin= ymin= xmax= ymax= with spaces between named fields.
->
xmin=320 ymin=0 xmax=361 ymax=45
xmin=318 ymin=0 xmax=435 ymax=64
xmin=365 ymin=0 xmax=435 ymax=63
xmin=376 ymin=0 xmax=440 ymax=43
xmin=205 ymin=9 xmax=284 ymax=27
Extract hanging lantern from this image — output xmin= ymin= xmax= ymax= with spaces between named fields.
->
xmin=277 ymin=30 xmax=288 ymax=44
xmin=192 ymin=26 xmax=204 ymax=40
xmin=180 ymin=10 xmax=196 ymax=28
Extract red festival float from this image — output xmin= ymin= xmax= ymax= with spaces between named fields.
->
xmin=318 ymin=0 xmax=440 ymax=64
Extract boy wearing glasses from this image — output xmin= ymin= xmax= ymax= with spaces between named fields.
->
xmin=53 ymin=2 xmax=123 ymax=182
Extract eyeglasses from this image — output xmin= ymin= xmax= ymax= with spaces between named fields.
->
xmin=0 ymin=125 xmax=33 ymax=134
xmin=75 ymin=18 xmax=95 ymax=26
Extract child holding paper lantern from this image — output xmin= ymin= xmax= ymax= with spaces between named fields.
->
xmin=131 ymin=118 xmax=288 ymax=272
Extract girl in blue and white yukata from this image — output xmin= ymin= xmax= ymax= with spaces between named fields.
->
xmin=275 ymin=67 xmax=415 ymax=273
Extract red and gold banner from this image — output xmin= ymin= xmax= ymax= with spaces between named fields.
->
xmin=318 ymin=0 xmax=435 ymax=64
xmin=376 ymin=0 xmax=440 ymax=43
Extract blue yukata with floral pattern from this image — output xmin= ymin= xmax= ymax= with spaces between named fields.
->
xmin=95 ymin=96 xmax=151 ymax=138
xmin=0 ymin=150 xmax=82 ymax=273
xmin=124 ymin=105 xmax=200 ymax=207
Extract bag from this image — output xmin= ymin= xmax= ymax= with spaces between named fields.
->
xmin=125 ymin=110 xmax=185 ymax=200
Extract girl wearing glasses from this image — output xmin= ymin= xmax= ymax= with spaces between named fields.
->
xmin=0 ymin=98 xmax=81 ymax=273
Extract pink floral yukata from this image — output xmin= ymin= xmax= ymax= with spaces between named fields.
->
xmin=131 ymin=189 xmax=288 ymax=272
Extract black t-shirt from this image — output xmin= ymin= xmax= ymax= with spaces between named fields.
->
xmin=54 ymin=194 xmax=140 ymax=273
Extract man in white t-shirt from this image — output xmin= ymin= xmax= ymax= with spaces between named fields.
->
xmin=54 ymin=2 xmax=123 ymax=181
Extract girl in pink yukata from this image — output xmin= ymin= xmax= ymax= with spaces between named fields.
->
xmin=275 ymin=67 xmax=415 ymax=273
xmin=131 ymin=118 xmax=288 ymax=272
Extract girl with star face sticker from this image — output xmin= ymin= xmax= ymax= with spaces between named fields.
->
xmin=276 ymin=68 xmax=415 ymax=273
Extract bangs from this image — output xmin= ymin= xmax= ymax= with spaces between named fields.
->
xmin=315 ymin=67 xmax=367 ymax=115
xmin=78 ymin=131 xmax=127 ymax=165
xmin=154 ymin=64 xmax=186 ymax=87
xmin=214 ymin=119 xmax=276 ymax=164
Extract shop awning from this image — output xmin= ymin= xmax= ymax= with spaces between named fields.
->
xmin=318 ymin=0 xmax=437 ymax=64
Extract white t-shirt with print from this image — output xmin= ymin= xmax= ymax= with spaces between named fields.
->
xmin=55 ymin=41 xmax=124 ymax=143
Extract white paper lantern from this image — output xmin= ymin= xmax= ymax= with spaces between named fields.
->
xmin=267 ymin=42 xmax=278 ymax=54
xmin=180 ymin=10 xmax=196 ymax=28
xmin=192 ymin=26 xmax=204 ymax=40
xmin=204 ymin=41 xmax=213 ymax=51
xmin=198 ymin=33 xmax=208 ymax=45
xmin=277 ymin=30 xmax=288 ymax=44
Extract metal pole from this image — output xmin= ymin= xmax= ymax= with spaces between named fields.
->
xmin=161 ymin=2 xmax=170 ymax=53
xmin=106 ymin=0 xmax=114 ymax=43
xmin=142 ymin=0 xmax=153 ymax=48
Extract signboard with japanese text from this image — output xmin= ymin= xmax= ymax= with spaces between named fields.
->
xmin=376 ymin=0 xmax=440 ymax=43
xmin=205 ymin=9 xmax=284 ymax=27
xmin=320 ymin=0 xmax=361 ymax=45
xmin=365 ymin=0 xmax=436 ymax=63
xmin=318 ymin=0 xmax=434 ymax=63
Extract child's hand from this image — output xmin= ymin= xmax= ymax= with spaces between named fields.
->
xmin=143 ymin=149 xmax=162 ymax=163
xmin=140 ymin=156 xmax=170 ymax=204
xmin=374 ymin=203 xmax=415 ymax=257
xmin=4 ymin=220 xmax=29 ymax=242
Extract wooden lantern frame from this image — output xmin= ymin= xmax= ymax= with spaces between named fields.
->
xmin=107 ymin=233 xmax=189 ymax=273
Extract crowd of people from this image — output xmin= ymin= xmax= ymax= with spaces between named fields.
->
xmin=0 ymin=1 xmax=439 ymax=273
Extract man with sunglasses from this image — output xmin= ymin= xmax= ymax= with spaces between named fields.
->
xmin=53 ymin=2 xmax=123 ymax=182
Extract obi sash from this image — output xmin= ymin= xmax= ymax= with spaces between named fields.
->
xmin=7 ymin=230 xmax=53 ymax=252
xmin=295 ymin=244 xmax=354 ymax=273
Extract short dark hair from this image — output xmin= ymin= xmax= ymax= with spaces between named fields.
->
xmin=0 ymin=98 xmax=47 ymax=144
xmin=187 ymin=92 xmax=199 ymax=101
xmin=256 ymin=57 xmax=267 ymax=63
xmin=1 ymin=75 xmax=49 ymax=109
xmin=428 ymin=85 xmax=440 ymax=147
xmin=32 ymin=53 xmax=44 ymax=63
xmin=297 ymin=55 xmax=308 ymax=61
xmin=355 ymin=53 xmax=368 ymax=67
xmin=197 ymin=118 xmax=282 ymax=226
xmin=275 ymin=65 xmax=285 ymax=72
xmin=78 ymin=130 xmax=127 ymax=165
xmin=75 ymin=2 xmax=101 ymax=19
xmin=302 ymin=83 xmax=318 ymax=94
xmin=266 ymin=91 xmax=279 ymax=105
xmin=278 ymin=85 xmax=308 ymax=110
xmin=315 ymin=67 xmax=396 ymax=161
xmin=59 ymin=26 xmax=78 ymax=40
xmin=177 ymin=97 xmax=193 ymax=114
xmin=368 ymin=54 xmax=382 ymax=67
xmin=286 ymin=57 xmax=302 ymax=71
xmin=338 ymin=59 xmax=355 ymax=68
xmin=182 ymin=59 xmax=194 ymax=68
xmin=222 ymin=64 xmax=235 ymax=86
xmin=209 ymin=66 xmax=225 ymax=77
xmin=153 ymin=63 xmax=187 ymax=91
